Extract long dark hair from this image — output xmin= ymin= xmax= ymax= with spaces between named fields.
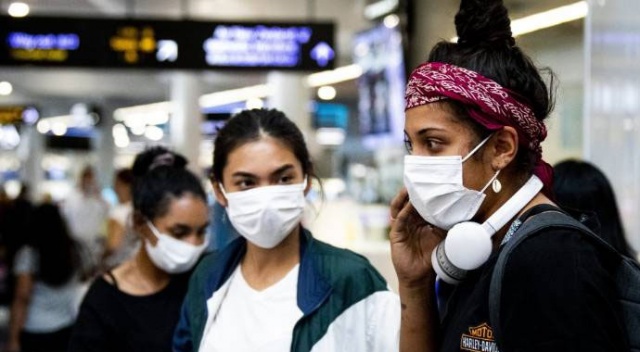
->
xmin=131 ymin=146 xmax=207 ymax=221
xmin=31 ymin=204 xmax=81 ymax=286
xmin=426 ymin=0 xmax=556 ymax=177
xmin=553 ymin=160 xmax=635 ymax=259
xmin=211 ymin=109 xmax=317 ymax=183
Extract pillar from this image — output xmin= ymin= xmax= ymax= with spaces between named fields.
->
xmin=267 ymin=72 xmax=318 ymax=157
xmin=170 ymin=72 xmax=202 ymax=173
xmin=17 ymin=126 xmax=44 ymax=202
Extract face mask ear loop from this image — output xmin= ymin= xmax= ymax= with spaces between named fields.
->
xmin=480 ymin=169 xmax=501 ymax=194
xmin=462 ymin=134 xmax=493 ymax=163
xmin=145 ymin=220 xmax=162 ymax=247
xmin=218 ymin=183 xmax=228 ymax=197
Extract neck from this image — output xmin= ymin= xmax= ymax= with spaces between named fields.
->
xmin=241 ymin=226 xmax=301 ymax=291
xmin=476 ymin=177 xmax=554 ymax=248
xmin=117 ymin=244 xmax=171 ymax=295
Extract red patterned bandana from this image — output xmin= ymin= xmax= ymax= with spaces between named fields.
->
xmin=405 ymin=62 xmax=554 ymax=196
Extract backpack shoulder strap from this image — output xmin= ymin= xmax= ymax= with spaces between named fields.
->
xmin=488 ymin=209 xmax=617 ymax=344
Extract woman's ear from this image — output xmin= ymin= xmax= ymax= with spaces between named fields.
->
xmin=132 ymin=211 xmax=153 ymax=242
xmin=212 ymin=179 xmax=228 ymax=207
xmin=489 ymin=126 xmax=519 ymax=171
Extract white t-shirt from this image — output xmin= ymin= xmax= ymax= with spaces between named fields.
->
xmin=14 ymin=246 xmax=82 ymax=333
xmin=200 ymin=264 xmax=303 ymax=352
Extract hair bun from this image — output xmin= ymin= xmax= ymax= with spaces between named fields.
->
xmin=132 ymin=146 xmax=188 ymax=177
xmin=455 ymin=0 xmax=515 ymax=48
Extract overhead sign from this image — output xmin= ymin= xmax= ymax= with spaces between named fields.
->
xmin=0 ymin=16 xmax=335 ymax=71
xmin=0 ymin=106 xmax=39 ymax=125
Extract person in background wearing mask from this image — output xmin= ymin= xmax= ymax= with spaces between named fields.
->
xmin=62 ymin=166 xmax=109 ymax=277
xmin=390 ymin=0 xmax=627 ymax=351
xmin=173 ymin=109 xmax=400 ymax=352
xmin=103 ymin=168 xmax=136 ymax=269
xmin=69 ymin=147 xmax=210 ymax=352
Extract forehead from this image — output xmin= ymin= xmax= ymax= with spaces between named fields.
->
xmin=405 ymin=103 xmax=470 ymax=136
xmin=225 ymin=137 xmax=301 ymax=174
xmin=161 ymin=194 xmax=208 ymax=222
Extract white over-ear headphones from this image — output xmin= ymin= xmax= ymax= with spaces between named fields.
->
xmin=431 ymin=175 xmax=543 ymax=284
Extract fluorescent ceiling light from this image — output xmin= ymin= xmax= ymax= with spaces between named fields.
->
xmin=0 ymin=81 xmax=13 ymax=96
xmin=114 ymin=101 xmax=172 ymax=122
xmin=117 ymin=64 xmax=365 ymax=118
xmin=451 ymin=1 xmax=588 ymax=42
xmin=8 ymin=2 xmax=29 ymax=17
xmin=307 ymin=64 xmax=363 ymax=87
xmin=199 ymin=84 xmax=271 ymax=108
xmin=364 ymin=0 xmax=398 ymax=20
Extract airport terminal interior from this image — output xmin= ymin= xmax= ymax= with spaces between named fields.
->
xmin=0 ymin=0 xmax=639 ymax=348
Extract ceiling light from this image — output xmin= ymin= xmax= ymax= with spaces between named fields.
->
xmin=364 ymin=0 xmax=398 ymax=20
xmin=144 ymin=125 xmax=164 ymax=141
xmin=51 ymin=122 xmax=67 ymax=136
xmin=317 ymin=86 xmax=337 ymax=100
xmin=451 ymin=1 xmax=588 ymax=42
xmin=8 ymin=2 xmax=29 ymax=17
xmin=245 ymin=98 xmax=264 ymax=110
xmin=308 ymin=64 xmax=363 ymax=87
xmin=199 ymin=85 xmax=271 ymax=108
xmin=383 ymin=14 xmax=400 ymax=29
xmin=0 ymin=81 xmax=13 ymax=96
xmin=36 ymin=120 xmax=50 ymax=134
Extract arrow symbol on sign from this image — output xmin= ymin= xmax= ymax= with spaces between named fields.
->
xmin=157 ymin=40 xmax=178 ymax=62
xmin=310 ymin=42 xmax=335 ymax=67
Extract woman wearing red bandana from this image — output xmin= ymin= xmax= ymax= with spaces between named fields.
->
xmin=390 ymin=0 xmax=627 ymax=351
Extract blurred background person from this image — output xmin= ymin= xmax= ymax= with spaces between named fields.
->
xmin=554 ymin=159 xmax=637 ymax=260
xmin=0 ymin=184 xmax=33 ymax=308
xmin=69 ymin=147 xmax=209 ymax=352
xmin=102 ymin=168 xmax=136 ymax=269
xmin=6 ymin=203 xmax=83 ymax=352
xmin=61 ymin=166 xmax=109 ymax=279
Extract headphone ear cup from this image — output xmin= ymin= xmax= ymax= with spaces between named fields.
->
xmin=431 ymin=221 xmax=493 ymax=285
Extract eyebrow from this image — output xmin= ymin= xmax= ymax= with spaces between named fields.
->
xmin=168 ymin=222 xmax=210 ymax=232
xmin=231 ymin=164 xmax=295 ymax=178
xmin=415 ymin=127 xmax=446 ymax=136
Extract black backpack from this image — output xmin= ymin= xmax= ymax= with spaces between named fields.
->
xmin=489 ymin=210 xmax=640 ymax=351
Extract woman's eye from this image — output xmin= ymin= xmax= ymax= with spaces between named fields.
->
xmin=404 ymin=139 xmax=413 ymax=154
xmin=424 ymin=138 xmax=442 ymax=151
xmin=236 ymin=179 xmax=255 ymax=189
xmin=171 ymin=230 xmax=189 ymax=239
xmin=278 ymin=175 xmax=294 ymax=184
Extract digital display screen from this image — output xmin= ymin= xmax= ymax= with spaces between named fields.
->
xmin=353 ymin=24 xmax=406 ymax=148
xmin=0 ymin=16 xmax=335 ymax=71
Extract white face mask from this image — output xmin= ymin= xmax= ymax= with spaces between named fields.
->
xmin=145 ymin=221 xmax=208 ymax=274
xmin=220 ymin=179 xmax=307 ymax=249
xmin=403 ymin=135 xmax=499 ymax=230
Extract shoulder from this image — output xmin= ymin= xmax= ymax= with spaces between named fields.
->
xmin=13 ymin=246 xmax=37 ymax=274
xmin=506 ymin=225 xmax=615 ymax=273
xmin=499 ymin=225 xmax=619 ymax=302
xmin=79 ymin=276 xmax=120 ymax=313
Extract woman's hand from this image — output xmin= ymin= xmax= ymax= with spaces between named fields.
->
xmin=389 ymin=187 xmax=446 ymax=288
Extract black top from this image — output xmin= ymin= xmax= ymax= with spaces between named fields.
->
xmin=69 ymin=272 xmax=190 ymax=352
xmin=439 ymin=205 xmax=627 ymax=352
